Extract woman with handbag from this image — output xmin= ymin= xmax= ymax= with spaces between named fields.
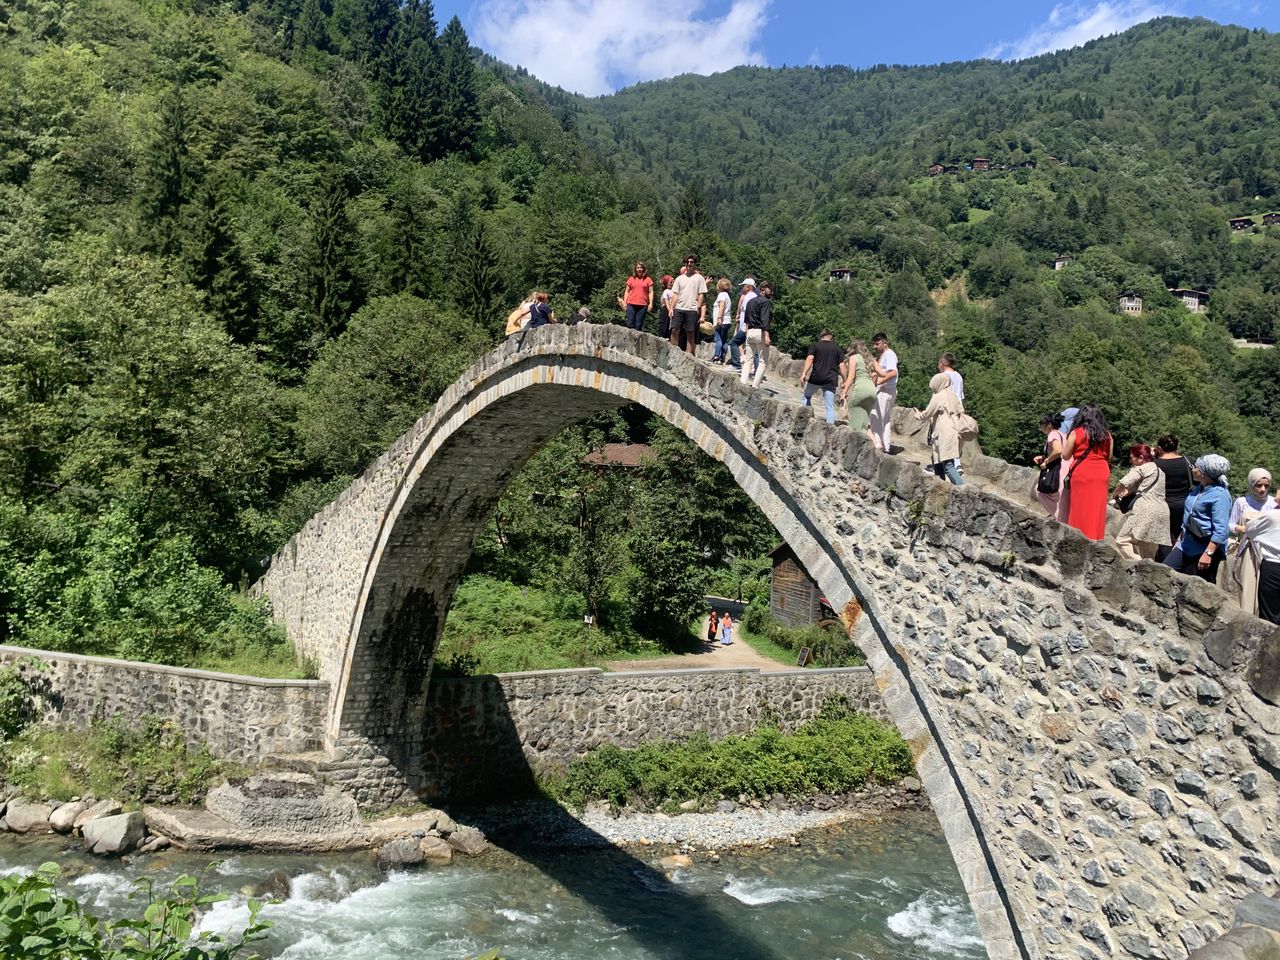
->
xmin=1060 ymin=404 xmax=1113 ymax=540
xmin=1110 ymin=443 xmax=1169 ymax=560
xmin=914 ymin=373 xmax=966 ymax=485
xmin=1033 ymin=412 xmax=1066 ymax=516
xmin=1163 ymin=454 xmax=1232 ymax=582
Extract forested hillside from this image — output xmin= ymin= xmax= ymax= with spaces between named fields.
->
xmin=0 ymin=4 xmax=1275 ymax=670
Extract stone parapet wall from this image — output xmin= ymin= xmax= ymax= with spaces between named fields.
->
xmin=324 ymin=666 xmax=884 ymax=804
xmin=0 ymin=646 xmax=329 ymax=763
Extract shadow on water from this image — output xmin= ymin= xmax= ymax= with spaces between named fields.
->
xmin=420 ymin=674 xmax=785 ymax=960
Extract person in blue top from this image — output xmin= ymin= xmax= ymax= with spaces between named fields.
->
xmin=527 ymin=291 xmax=554 ymax=328
xmin=1163 ymin=453 xmax=1232 ymax=583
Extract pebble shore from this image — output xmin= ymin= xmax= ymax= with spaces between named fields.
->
xmin=466 ymin=779 xmax=927 ymax=853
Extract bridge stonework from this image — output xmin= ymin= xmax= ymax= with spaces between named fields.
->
xmin=255 ymin=325 xmax=1280 ymax=960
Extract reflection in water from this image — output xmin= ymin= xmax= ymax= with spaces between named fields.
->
xmin=0 ymin=810 xmax=983 ymax=960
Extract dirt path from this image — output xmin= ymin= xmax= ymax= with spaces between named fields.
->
xmin=603 ymin=624 xmax=790 ymax=673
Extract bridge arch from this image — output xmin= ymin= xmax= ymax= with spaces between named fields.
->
xmin=259 ymin=324 xmax=1280 ymax=960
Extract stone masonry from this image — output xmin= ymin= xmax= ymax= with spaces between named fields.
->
xmin=0 ymin=645 xmax=328 ymax=763
xmin=405 ymin=665 xmax=885 ymax=802
xmin=254 ymin=324 xmax=1280 ymax=960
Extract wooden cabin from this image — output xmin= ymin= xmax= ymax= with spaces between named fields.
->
xmin=769 ymin=543 xmax=823 ymax=628
xmin=1169 ymin=288 xmax=1209 ymax=313
xmin=1263 ymin=213 xmax=1280 ymax=227
xmin=971 ymin=157 xmax=991 ymax=171
xmin=1229 ymin=217 xmax=1255 ymax=232
xmin=1052 ymin=255 xmax=1075 ymax=271
xmin=1118 ymin=293 xmax=1144 ymax=316
xmin=828 ymin=267 xmax=854 ymax=282
xmin=927 ymin=163 xmax=945 ymax=176
xmin=582 ymin=443 xmax=652 ymax=469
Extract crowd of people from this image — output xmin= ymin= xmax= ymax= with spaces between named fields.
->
xmin=1033 ymin=410 xmax=1279 ymax=624
xmin=511 ymin=256 xmax=1278 ymax=628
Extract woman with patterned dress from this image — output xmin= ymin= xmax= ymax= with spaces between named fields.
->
xmin=1110 ymin=443 xmax=1170 ymax=560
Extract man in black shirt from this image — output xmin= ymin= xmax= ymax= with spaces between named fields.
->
xmin=800 ymin=329 xmax=847 ymax=424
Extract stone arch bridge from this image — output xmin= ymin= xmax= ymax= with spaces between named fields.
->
xmin=256 ymin=324 xmax=1280 ymax=960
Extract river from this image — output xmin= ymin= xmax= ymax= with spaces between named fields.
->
xmin=0 ymin=810 xmax=983 ymax=960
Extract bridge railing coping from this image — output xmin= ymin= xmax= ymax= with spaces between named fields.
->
xmin=0 ymin=644 xmax=329 ymax=689
xmin=429 ymin=665 xmax=875 ymax=682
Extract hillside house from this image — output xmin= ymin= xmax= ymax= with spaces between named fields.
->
xmin=1118 ymin=293 xmax=1144 ymax=316
xmin=828 ymin=267 xmax=854 ymax=282
xmin=944 ymin=164 xmax=961 ymax=175
xmin=1052 ymin=255 xmax=1075 ymax=270
xmin=1229 ymin=217 xmax=1254 ymax=232
xmin=769 ymin=543 xmax=823 ymax=628
xmin=971 ymin=157 xmax=991 ymax=171
xmin=1264 ymin=213 xmax=1280 ymax=227
xmin=927 ymin=163 xmax=945 ymax=176
xmin=1019 ymin=160 xmax=1037 ymax=169
xmin=1169 ymin=288 xmax=1209 ymax=313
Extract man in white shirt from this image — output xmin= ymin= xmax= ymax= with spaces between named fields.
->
xmin=870 ymin=332 xmax=898 ymax=454
xmin=939 ymin=352 xmax=964 ymax=402
xmin=669 ymin=255 xmax=707 ymax=355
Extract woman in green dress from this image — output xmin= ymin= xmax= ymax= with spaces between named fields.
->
xmin=840 ymin=338 xmax=877 ymax=439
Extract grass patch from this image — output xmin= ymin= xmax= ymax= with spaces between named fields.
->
xmin=543 ymin=698 xmax=912 ymax=810
xmin=735 ymin=620 xmax=797 ymax=666
xmin=195 ymin=646 xmax=317 ymax=680
xmin=1 ymin=717 xmax=243 ymax=805
xmin=740 ymin=597 xmax=865 ymax=667
xmin=436 ymin=575 xmax=649 ymax=675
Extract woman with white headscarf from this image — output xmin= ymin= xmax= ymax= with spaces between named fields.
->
xmin=1164 ymin=454 xmax=1232 ymax=583
xmin=1231 ymin=468 xmax=1277 ymax=613
xmin=915 ymin=373 xmax=967 ymax=486
xmin=1241 ymin=488 xmax=1280 ymax=625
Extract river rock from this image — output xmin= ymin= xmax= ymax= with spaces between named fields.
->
xmin=377 ymin=837 xmax=425 ymax=870
xmin=136 ymin=835 xmax=171 ymax=855
xmin=83 ymin=812 xmax=146 ymax=855
xmin=5 ymin=798 xmax=55 ymax=834
xmin=419 ymin=836 xmax=453 ymax=864
xmin=206 ymin=773 xmax=359 ymax=835
xmin=660 ymin=854 xmax=694 ymax=870
xmin=678 ymin=799 xmax=700 ymax=812
xmin=446 ymin=827 xmax=489 ymax=857
xmin=434 ymin=812 xmax=458 ymax=835
xmin=50 ymin=801 xmax=88 ymax=834
xmin=75 ymin=799 xmax=123 ymax=831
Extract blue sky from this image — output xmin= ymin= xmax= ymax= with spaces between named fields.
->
xmin=429 ymin=0 xmax=1278 ymax=96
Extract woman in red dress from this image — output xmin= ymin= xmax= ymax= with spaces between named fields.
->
xmin=1060 ymin=403 xmax=1113 ymax=540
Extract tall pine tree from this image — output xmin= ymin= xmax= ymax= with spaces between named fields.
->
xmin=308 ymin=171 xmax=363 ymax=341
xmin=186 ymin=180 xmax=259 ymax=343
xmin=136 ymin=85 xmax=195 ymax=256
xmin=456 ymin=220 xmax=502 ymax=333
xmin=293 ymin=0 xmax=331 ymax=54
xmin=348 ymin=0 xmax=397 ymax=78
xmin=431 ymin=16 xmax=479 ymax=160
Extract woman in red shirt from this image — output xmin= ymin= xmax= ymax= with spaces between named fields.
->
xmin=1060 ymin=403 xmax=1113 ymax=540
xmin=622 ymin=262 xmax=653 ymax=331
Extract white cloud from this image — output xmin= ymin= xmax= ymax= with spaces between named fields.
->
xmin=471 ymin=0 xmax=771 ymax=96
xmin=984 ymin=1 xmax=1177 ymax=60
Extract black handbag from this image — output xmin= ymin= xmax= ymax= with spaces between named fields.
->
xmin=1116 ymin=492 xmax=1137 ymax=513
xmin=1037 ymin=460 xmax=1061 ymax=494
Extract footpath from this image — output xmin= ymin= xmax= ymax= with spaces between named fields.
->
xmin=603 ymin=622 xmax=787 ymax=673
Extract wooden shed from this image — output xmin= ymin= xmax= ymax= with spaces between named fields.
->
xmin=769 ymin=543 xmax=822 ymax=627
xmin=1229 ymin=217 xmax=1254 ymax=232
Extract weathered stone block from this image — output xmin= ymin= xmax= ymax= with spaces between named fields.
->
xmin=83 ymin=812 xmax=145 ymax=856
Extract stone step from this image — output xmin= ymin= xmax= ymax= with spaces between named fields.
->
xmin=270 ymin=751 xmax=330 ymax=774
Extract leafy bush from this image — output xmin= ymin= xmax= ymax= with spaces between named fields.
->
xmin=2 ymin=716 xmax=238 ymax=804
xmin=740 ymin=596 xmax=864 ymax=667
xmin=546 ymin=698 xmax=913 ymax=810
xmin=0 ymin=863 xmax=269 ymax=960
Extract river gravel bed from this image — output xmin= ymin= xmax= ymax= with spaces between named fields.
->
xmin=463 ymin=782 xmax=927 ymax=853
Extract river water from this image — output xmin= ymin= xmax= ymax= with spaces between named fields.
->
xmin=0 ymin=810 xmax=983 ymax=960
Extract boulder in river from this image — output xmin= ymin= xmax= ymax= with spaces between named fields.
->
xmin=377 ymin=837 xmax=425 ymax=870
xmin=83 ymin=812 xmax=146 ymax=856
xmin=75 ymin=799 xmax=124 ymax=831
xmin=206 ymin=773 xmax=359 ymax=836
xmin=446 ymin=827 xmax=489 ymax=857
xmin=50 ymin=801 xmax=88 ymax=834
xmin=419 ymin=836 xmax=453 ymax=864
xmin=5 ymin=798 xmax=54 ymax=834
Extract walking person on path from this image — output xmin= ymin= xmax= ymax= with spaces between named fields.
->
xmin=711 ymin=277 xmax=733 ymax=362
xmin=1060 ymin=403 xmax=1113 ymax=541
xmin=915 ymin=373 xmax=966 ymax=485
xmin=739 ymin=281 xmax=773 ymax=389
xmin=800 ymin=329 xmax=847 ymax=424
xmin=728 ymin=277 xmax=757 ymax=369
xmin=622 ymin=261 xmax=653 ymax=331
xmin=869 ymin=333 xmax=898 ymax=453
xmin=1033 ymin=412 xmax=1066 ymax=517
xmin=719 ymin=611 xmax=734 ymax=646
xmin=707 ymin=611 xmax=719 ymax=644
xmin=1164 ymin=454 xmax=1232 ymax=583
xmin=839 ymin=338 xmax=877 ymax=440
xmin=670 ymin=255 xmax=706 ymax=355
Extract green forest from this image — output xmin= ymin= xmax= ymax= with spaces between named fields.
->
xmin=0 ymin=2 xmax=1276 ymax=673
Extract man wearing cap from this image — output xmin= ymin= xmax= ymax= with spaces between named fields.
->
xmin=740 ymin=281 xmax=773 ymax=389
xmin=670 ymin=255 xmax=706 ymax=355
xmin=729 ymin=277 xmax=757 ymax=369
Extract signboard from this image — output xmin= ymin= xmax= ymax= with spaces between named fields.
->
xmin=796 ymin=646 xmax=811 ymax=667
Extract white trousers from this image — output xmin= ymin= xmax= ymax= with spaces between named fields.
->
xmin=740 ymin=330 xmax=768 ymax=388
xmin=870 ymin=391 xmax=895 ymax=452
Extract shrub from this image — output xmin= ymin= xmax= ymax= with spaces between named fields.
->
xmin=740 ymin=597 xmax=864 ymax=667
xmin=546 ymin=698 xmax=913 ymax=810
